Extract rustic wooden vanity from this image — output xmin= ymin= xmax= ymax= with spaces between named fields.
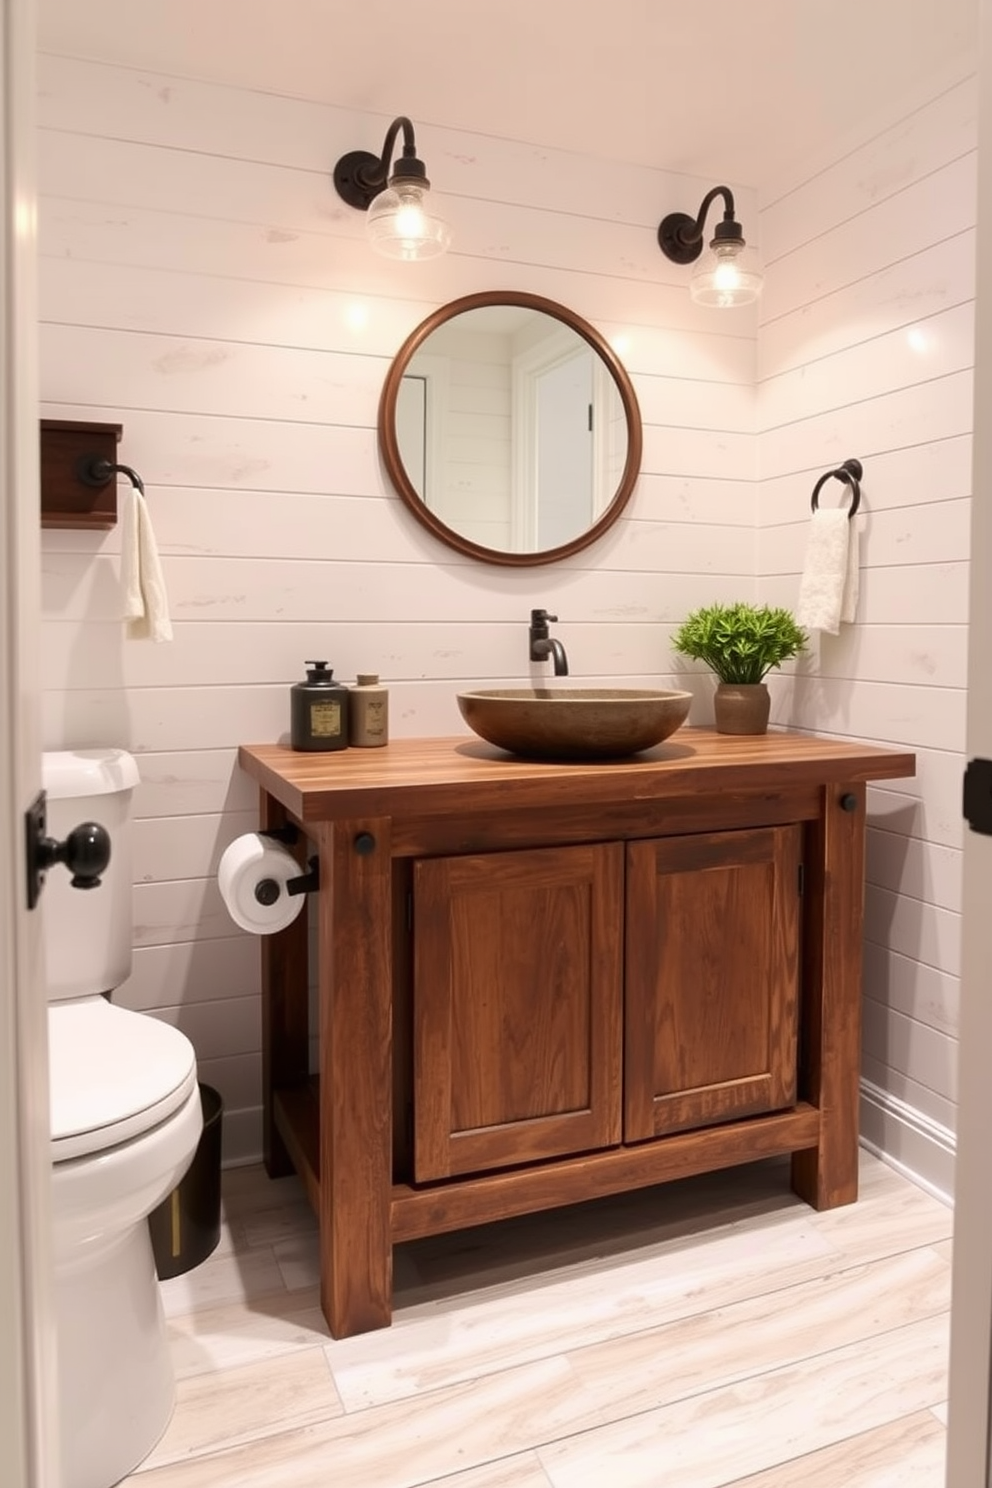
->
xmin=238 ymin=729 xmax=915 ymax=1339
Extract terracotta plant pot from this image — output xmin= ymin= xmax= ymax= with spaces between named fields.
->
xmin=713 ymin=682 xmax=771 ymax=735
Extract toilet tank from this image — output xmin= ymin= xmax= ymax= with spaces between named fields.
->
xmin=41 ymin=750 xmax=142 ymax=1002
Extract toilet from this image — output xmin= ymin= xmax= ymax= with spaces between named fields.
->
xmin=42 ymin=749 xmax=203 ymax=1488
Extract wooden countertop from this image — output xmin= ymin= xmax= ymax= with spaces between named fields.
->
xmin=239 ymin=730 xmax=916 ymax=823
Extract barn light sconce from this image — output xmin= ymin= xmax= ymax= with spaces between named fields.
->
xmin=658 ymin=185 xmax=763 ymax=307
xmin=333 ymin=116 xmax=451 ymax=262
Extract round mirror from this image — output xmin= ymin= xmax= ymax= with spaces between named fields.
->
xmin=378 ymin=291 xmax=642 ymax=566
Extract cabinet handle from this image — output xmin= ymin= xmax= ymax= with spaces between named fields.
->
xmin=839 ymin=793 xmax=858 ymax=813
xmin=354 ymin=831 xmax=377 ymax=855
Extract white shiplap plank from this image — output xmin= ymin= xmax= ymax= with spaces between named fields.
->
xmin=862 ymin=943 xmax=960 ymax=1040
xmin=862 ymin=999 xmax=958 ymax=1106
xmin=759 ymin=302 xmax=975 ymax=431
xmin=117 ymin=936 xmax=260 ymax=1013
xmin=761 ymin=75 xmax=977 ymax=262
xmin=40 ymin=257 xmax=758 ymax=389
xmin=864 ymin=886 xmax=962 ymax=981
xmin=865 ymin=830 xmax=962 ymax=916
xmin=131 ymin=749 xmax=255 ymax=820
xmin=760 ymin=561 xmax=971 ymax=626
xmin=759 ymin=370 xmax=974 ymax=481
xmin=758 ymin=231 xmax=976 ymax=382
xmin=133 ymin=811 xmax=260 ymax=882
xmin=759 ymin=153 xmax=977 ymax=325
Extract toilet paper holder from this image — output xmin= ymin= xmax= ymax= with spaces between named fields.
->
xmin=258 ymin=824 xmax=320 ymax=903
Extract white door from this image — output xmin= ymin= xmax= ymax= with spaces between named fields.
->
xmin=945 ymin=14 xmax=992 ymax=1483
xmin=0 ymin=0 xmax=60 ymax=1482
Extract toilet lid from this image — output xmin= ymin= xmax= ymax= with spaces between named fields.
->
xmin=49 ymin=1000 xmax=198 ymax=1162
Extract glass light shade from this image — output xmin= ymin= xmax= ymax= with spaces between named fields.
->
xmin=365 ymin=181 xmax=451 ymax=262
xmin=690 ymin=239 xmax=763 ymax=308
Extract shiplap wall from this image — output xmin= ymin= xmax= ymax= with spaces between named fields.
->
xmin=757 ymin=73 xmax=977 ymax=1199
xmin=35 ymin=54 xmax=760 ymax=1160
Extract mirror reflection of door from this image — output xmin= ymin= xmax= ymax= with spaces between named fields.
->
xmin=511 ymin=331 xmax=595 ymax=550
xmin=395 ymin=375 xmax=427 ymax=496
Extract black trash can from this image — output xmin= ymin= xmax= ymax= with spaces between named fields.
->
xmin=148 ymin=1083 xmax=224 ymax=1280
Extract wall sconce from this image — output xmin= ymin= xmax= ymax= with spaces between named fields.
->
xmin=333 ymin=116 xmax=451 ymax=262
xmin=658 ymin=186 xmax=763 ymax=307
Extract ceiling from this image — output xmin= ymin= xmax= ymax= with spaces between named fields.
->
xmin=39 ymin=0 xmax=980 ymax=187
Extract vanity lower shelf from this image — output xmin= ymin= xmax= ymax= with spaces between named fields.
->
xmin=273 ymin=1079 xmax=822 ymax=1244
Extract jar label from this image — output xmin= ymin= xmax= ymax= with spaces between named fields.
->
xmin=310 ymin=701 xmax=342 ymax=737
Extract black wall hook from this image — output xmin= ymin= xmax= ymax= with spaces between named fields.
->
xmin=810 ymin=457 xmax=862 ymax=519
xmin=77 ymin=456 xmax=146 ymax=496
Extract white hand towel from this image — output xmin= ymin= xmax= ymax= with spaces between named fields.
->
xmin=121 ymin=485 xmax=173 ymax=642
xmin=795 ymin=509 xmax=860 ymax=635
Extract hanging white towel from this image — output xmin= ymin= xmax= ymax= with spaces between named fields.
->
xmin=795 ymin=508 xmax=860 ymax=635
xmin=120 ymin=485 xmax=173 ymax=642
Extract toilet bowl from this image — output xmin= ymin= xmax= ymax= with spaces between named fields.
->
xmin=42 ymin=750 xmax=203 ymax=1488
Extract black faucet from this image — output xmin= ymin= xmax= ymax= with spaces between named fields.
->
xmin=529 ymin=608 xmax=569 ymax=676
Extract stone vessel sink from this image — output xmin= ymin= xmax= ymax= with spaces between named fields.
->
xmin=456 ymin=687 xmax=692 ymax=760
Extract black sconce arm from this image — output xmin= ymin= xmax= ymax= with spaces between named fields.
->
xmin=334 ymin=116 xmax=429 ymax=210
xmin=658 ymin=184 xmax=744 ymax=265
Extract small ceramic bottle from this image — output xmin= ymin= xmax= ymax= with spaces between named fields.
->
xmin=349 ymin=674 xmax=389 ymax=747
xmin=290 ymin=661 xmax=349 ymax=752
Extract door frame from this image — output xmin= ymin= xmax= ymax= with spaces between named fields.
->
xmin=946 ymin=10 xmax=992 ymax=1483
xmin=0 ymin=0 xmax=59 ymax=1481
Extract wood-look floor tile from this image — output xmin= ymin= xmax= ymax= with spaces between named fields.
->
xmin=159 ymin=1247 xmax=286 ymax=1319
xmin=722 ymin=1411 xmax=945 ymax=1486
xmin=537 ymin=1315 xmax=949 ymax=1488
xmin=166 ymin=1285 xmax=329 ymax=1380
xmin=932 ymin=1238 xmax=954 ymax=1264
xmin=131 ymin=1348 xmax=342 ymax=1474
xmin=238 ymin=1199 xmax=318 ymax=1251
xmin=809 ymin=1161 xmax=952 ymax=1258
xmin=133 ymin=1248 xmax=948 ymax=1488
xmin=139 ymin=1154 xmax=952 ymax=1488
xmin=119 ymin=1355 xmax=585 ymax=1488
xmin=326 ymin=1213 xmax=839 ymax=1408
xmin=417 ymin=1457 xmax=553 ymax=1488
xmin=931 ymin=1400 xmax=949 ymax=1425
xmin=561 ymin=1247 xmax=950 ymax=1417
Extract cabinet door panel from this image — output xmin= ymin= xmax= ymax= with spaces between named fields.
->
xmin=413 ymin=843 xmax=623 ymax=1180
xmin=625 ymin=825 xmax=801 ymax=1141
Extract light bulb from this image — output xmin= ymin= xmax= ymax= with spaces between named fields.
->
xmin=366 ymin=181 xmax=451 ymax=262
xmin=691 ymin=239 xmax=763 ymax=308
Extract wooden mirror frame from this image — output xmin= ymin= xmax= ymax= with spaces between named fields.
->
xmin=378 ymin=290 xmax=643 ymax=566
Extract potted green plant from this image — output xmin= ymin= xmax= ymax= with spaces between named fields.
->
xmin=671 ymin=602 xmax=808 ymax=735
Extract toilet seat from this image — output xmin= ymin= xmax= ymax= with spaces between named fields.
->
xmin=49 ymin=999 xmax=198 ymax=1162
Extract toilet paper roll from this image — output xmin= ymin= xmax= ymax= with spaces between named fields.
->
xmin=218 ymin=833 xmax=307 ymax=935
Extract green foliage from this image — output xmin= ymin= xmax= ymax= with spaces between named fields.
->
xmin=671 ymin=602 xmax=809 ymax=685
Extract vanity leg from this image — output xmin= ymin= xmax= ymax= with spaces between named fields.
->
xmin=792 ymin=782 xmax=866 ymax=1210
xmin=315 ymin=816 xmax=393 ymax=1338
xmin=260 ymin=792 xmax=310 ymax=1179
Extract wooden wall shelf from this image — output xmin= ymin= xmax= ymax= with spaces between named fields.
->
xmin=40 ymin=419 xmax=123 ymax=529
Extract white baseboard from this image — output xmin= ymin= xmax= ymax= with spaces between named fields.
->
xmin=860 ymin=1078 xmax=955 ymax=1207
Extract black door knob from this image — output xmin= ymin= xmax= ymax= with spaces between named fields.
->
xmin=839 ymin=793 xmax=858 ymax=813
xmin=38 ymin=821 xmax=112 ymax=887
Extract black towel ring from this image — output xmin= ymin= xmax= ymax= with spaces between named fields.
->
xmin=810 ymin=457 xmax=862 ymax=519
xmin=77 ymin=456 xmax=146 ymax=496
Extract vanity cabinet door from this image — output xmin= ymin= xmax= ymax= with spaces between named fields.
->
xmin=624 ymin=825 xmax=802 ymax=1142
xmin=412 ymin=842 xmax=624 ymax=1180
